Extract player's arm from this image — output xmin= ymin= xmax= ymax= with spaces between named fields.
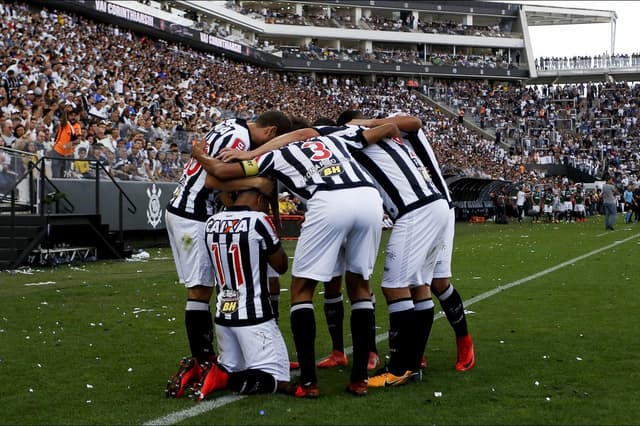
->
xmin=360 ymin=123 xmax=401 ymax=145
xmin=348 ymin=115 xmax=422 ymax=133
xmin=192 ymin=141 xmax=248 ymax=180
xmin=217 ymin=128 xmax=320 ymax=162
xmin=268 ymin=245 xmax=288 ymax=275
xmin=204 ymin=174 xmax=273 ymax=198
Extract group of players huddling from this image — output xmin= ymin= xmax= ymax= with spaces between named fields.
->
xmin=164 ymin=108 xmax=475 ymax=400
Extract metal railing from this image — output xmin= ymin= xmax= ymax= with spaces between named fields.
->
xmin=1 ymin=148 xmax=137 ymax=260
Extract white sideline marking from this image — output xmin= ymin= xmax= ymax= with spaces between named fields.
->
xmin=143 ymin=394 xmax=246 ymax=426
xmin=463 ymin=232 xmax=640 ymax=308
xmin=143 ymin=232 xmax=640 ymax=425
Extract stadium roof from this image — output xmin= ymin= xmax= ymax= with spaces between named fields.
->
xmin=521 ymin=4 xmax=617 ymax=26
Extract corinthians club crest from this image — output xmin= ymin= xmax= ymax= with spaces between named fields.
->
xmin=146 ymin=184 xmax=163 ymax=228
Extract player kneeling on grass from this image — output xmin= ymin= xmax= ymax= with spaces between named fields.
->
xmin=193 ymin=185 xmax=290 ymax=401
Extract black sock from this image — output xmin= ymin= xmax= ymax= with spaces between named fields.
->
xmin=228 ymin=369 xmax=277 ymax=395
xmin=323 ymin=293 xmax=344 ymax=352
xmin=290 ymin=303 xmax=316 ymax=384
xmin=412 ymin=298 xmax=434 ymax=371
xmin=185 ymin=299 xmax=214 ymax=364
xmin=370 ymin=292 xmax=378 ymax=354
xmin=387 ymin=299 xmax=414 ymax=376
xmin=437 ymin=285 xmax=469 ymax=337
xmin=350 ymin=299 xmax=374 ymax=383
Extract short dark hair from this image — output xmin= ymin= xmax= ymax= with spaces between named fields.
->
xmin=312 ymin=117 xmax=337 ymax=126
xmin=289 ymin=115 xmax=310 ymax=131
xmin=254 ymin=110 xmax=292 ymax=136
xmin=336 ymin=110 xmax=365 ymax=126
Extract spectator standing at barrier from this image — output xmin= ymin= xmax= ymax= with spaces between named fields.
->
xmin=1 ymin=119 xmax=16 ymax=147
xmin=51 ymin=102 xmax=82 ymax=178
xmin=602 ymin=176 xmax=618 ymax=231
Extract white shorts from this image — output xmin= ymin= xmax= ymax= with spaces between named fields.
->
xmin=574 ymin=204 xmax=585 ymax=213
xmin=216 ymin=319 xmax=290 ymax=383
xmin=433 ymin=207 xmax=455 ymax=279
xmin=292 ymin=187 xmax=383 ymax=282
xmin=531 ymin=205 xmax=541 ymax=214
xmin=382 ymin=199 xmax=449 ymax=289
xmin=543 ymin=204 xmax=553 ymax=214
xmin=559 ymin=201 xmax=573 ymax=212
xmin=165 ymin=210 xmax=214 ymax=288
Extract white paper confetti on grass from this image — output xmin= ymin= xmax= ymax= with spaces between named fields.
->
xmin=29 ymin=388 xmax=34 ymax=393
xmin=86 ymin=384 xmax=94 ymax=389
xmin=434 ymin=392 xmax=442 ymax=398
xmin=128 ymin=368 xmax=133 ymax=372
xmin=576 ymin=356 xmax=583 ymax=361
xmin=534 ymin=381 xmax=539 ymax=386
xmin=545 ymin=397 xmax=551 ymax=401
xmin=132 ymin=308 xmax=155 ymax=314
xmin=24 ymin=281 xmax=56 ymax=286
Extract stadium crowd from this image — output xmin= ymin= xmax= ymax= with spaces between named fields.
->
xmin=281 ymin=45 xmax=516 ymax=70
xmin=1 ymin=0 xmax=638 ymax=199
xmin=536 ymin=53 xmax=640 ymax=70
xmin=226 ymin=2 xmax=514 ymax=38
xmin=0 ymin=0 xmax=526 ymax=191
xmin=428 ymin=78 xmax=640 ymax=187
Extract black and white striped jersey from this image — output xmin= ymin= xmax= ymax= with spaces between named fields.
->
xmin=315 ymin=124 xmax=442 ymax=220
xmin=204 ymin=206 xmax=281 ymax=326
xmin=250 ymin=134 xmax=377 ymax=200
xmin=351 ymin=135 xmax=442 ymax=220
xmin=404 ymin=129 xmax=453 ymax=206
xmin=167 ymin=119 xmax=252 ymax=221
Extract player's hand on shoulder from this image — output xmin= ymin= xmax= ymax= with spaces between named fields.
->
xmin=191 ymin=139 xmax=207 ymax=159
xmin=217 ymin=147 xmax=253 ymax=163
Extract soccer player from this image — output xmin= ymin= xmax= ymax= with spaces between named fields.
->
xmin=574 ymin=184 xmax=587 ymax=222
xmin=402 ymin=126 xmax=475 ymax=373
xmin=164 ymin=111 xmax=291 ymax=399
xmin=194 ymin=186 xmax=290 ymax=401
xmin=559 ymin=183 xmax=574 ymax=223
xmin=529 ymin=185 xmax=543 ymax=223
xmin=193 ymin=124 xmax=401 ymax=397
xmin=331 ymin=111 xmax=475 ymax=375
xmin=543 ymin=186 xmax=555 ymax=223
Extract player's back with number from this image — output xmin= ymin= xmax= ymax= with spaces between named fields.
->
xmin=205 ymin=208 xmax=280 ymax=325
xmin=251 ymin=134 xmax=377 ymax=200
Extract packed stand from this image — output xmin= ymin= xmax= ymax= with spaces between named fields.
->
xmin=536 ymin=53 xmax=640 ymax=70
xmin=427 ymin=79 xmax=640 ymax=184
xmin=282 ymin=45 xmax=516 ymax=70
